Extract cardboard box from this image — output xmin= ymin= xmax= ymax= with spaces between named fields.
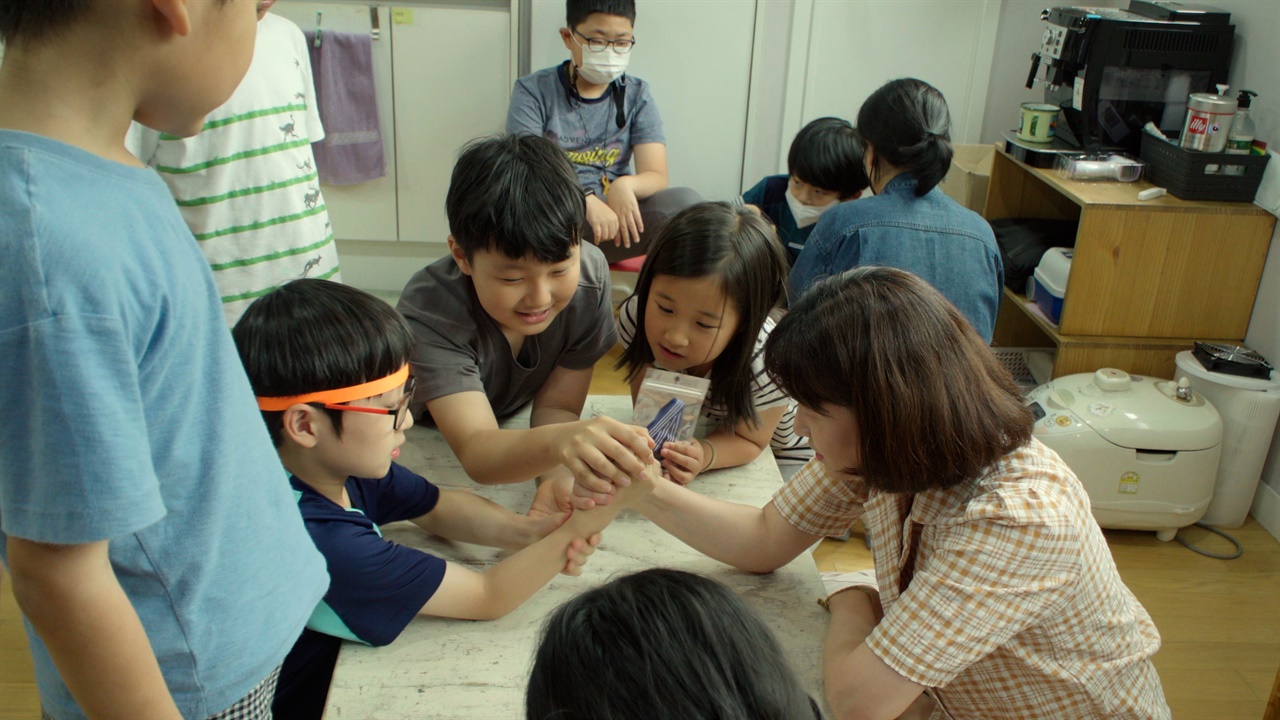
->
xmin=939 ymin=144 xmax=995 ymax=214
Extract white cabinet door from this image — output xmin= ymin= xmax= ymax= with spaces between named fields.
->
xmin=528 ymin=0 xmax=757 ymax=202
xmin=272 ymin=2 xmax=399 ymax=242
xmin=391 ymin=3 xmax=514 ymax=244
xmin=796 ymin=0 xmax=1000 ymax=145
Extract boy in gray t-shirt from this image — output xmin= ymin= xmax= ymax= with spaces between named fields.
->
xmin=505 ymin=0 xmax=699 ymax=263
xmin=396 ymin=135 xmax=654 ymax=517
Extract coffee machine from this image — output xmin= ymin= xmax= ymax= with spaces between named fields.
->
xmin=1026 ymin=1 xmax=1234 ymax=153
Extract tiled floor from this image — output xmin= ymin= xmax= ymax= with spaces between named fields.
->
xmin=3 ymin=346 xmax=1277 ymax=719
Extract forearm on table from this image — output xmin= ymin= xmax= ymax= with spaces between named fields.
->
xmin=7 ymin=537 xmax=182 ymax=720
xmin=637 ymin=485 xmax=814 ymax=573
xmin=471 ymin=503 xmax=623 ymax=619
xmin=415 ymin=491 xmax=536 ymax=550
xmin=529 ymin=408 xmax=579 ymax=483
xmin=454 ymin=423 xmax=580 ymax=485
xmin=703 ymin=430 xmax=767 ymax=471
xmin=530 ymin=405 xmax=580 ymax=429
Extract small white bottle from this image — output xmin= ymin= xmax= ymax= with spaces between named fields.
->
xmin=1223 ymin=90 xmax=1257 ymax=177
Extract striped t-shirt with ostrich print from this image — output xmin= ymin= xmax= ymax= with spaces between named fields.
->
xmin=132 ymin=13 xmax=340 ymax=325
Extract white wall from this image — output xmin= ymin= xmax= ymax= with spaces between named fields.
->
xmin=741 ymin=0 xmax=795 ymax=189
xmin=798 ymin=0 xmax=999 ymax=147
xmin=1219 ymin=0 xmax=1280 ymax=538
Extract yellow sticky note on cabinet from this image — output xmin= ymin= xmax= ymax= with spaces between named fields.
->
xmin=391 ymin=8 xmax=414 ymax=25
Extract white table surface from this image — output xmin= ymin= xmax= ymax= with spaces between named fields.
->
xmin=323 ymin=395 xmax=830 ymax=719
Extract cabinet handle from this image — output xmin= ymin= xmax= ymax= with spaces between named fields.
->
xmin=370 ymin=7 xmax=380 ymax=41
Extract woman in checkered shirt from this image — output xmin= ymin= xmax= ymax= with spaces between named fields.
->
xmin=581 ymin=266 xmax=1170 ymax=719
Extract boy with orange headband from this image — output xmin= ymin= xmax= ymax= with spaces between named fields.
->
xmin=231 ymin=279 xmax=652 ymax=720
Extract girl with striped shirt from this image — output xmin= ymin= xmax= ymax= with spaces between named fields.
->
xmin=616 ymin=202 xmax=810 ymax=486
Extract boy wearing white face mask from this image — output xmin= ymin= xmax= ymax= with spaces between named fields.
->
xmin=506 ymin=0 xmax=701 ymax=264
xmin=737 ymin=117 xmax=870 ymax=267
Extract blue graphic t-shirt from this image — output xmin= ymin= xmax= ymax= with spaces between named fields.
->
xmin=506 ymin=63 xmax=665 ymax=193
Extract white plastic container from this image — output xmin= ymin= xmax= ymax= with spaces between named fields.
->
xmin=1033 ymin=247 xmax=1073 ymax=324
xmin=1055 ymin=153 xmax=1144 ymax=182
xmin=1174 ymin=351 xmax=1280 ymax=528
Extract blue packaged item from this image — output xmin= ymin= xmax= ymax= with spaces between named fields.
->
xmin=646 ymin=397 xmax=686 ymax=459
xmin=632 ymin=368 xmax=710 ymax=452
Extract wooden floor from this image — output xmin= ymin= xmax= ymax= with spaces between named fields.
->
xmin=3 ymin=346 xmax=1277 ymax=719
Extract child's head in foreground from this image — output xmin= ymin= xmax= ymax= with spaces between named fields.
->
xmin=444 ymin=133 xmax=587 ymax=340
xmin=233 ymin=279 xmax=416 ymax=480
xmin=526 ymin=568 xmax=820 ymax=720
xmin=617 ymin=202 xmax=788 ymax=429
xmin=0 ymin=0 xmax=261 ymax=139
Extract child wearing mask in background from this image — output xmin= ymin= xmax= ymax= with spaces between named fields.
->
xmin=737 ymin=117 xmax=869 ymax=267
xmin=505 ymin=0 xmax=700 ymax=262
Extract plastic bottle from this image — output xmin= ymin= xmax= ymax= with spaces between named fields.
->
xmin=1223 ymin=90 xmax=1257 ymax=177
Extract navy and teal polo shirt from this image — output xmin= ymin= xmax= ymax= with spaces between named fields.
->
xmin=273 ymin=464 xmax=446 ymax=720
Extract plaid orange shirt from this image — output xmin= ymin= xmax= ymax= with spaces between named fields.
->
xmin=773 ymin=438 xmax=1170 ymax=720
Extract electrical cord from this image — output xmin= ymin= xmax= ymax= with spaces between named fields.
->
xmin=1174 ymin=522 xmax=1243 ymax=560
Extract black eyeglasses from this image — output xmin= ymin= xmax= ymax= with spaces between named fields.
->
xmin=573 ymin=29 xmax=636 ymax=54
xmin=322 ymin=376 xmax=416 ymax=431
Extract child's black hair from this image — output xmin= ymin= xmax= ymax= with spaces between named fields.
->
xmin=857 ymin=78 xmax=954 ymax=196
xmin=445 ymin=134 xmax=584 ymax=264
xmin=616 ymin=202 xmax=788 ymax=430
xmin=566 ymin=0 xmax=635 ymax=28
xmin=787 ymin=116 xmax=870 ymax=199
xmin=527 ymin=569 xmax=819 ymax=720
xmin=232 ymin=279 xmax=414 ymax=447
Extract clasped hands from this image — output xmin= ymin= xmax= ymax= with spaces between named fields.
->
xmin=585 ymin=178 xmax=644 ymax=249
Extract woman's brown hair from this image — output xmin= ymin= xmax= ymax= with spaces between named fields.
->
xmin=765 ymin=267 xmax=1031 ymax=492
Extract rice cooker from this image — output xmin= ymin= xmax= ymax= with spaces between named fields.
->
xmin=1026 ymin=368 xmax=1222 ymax=541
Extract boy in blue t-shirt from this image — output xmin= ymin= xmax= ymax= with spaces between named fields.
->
xmin=0 ymin=3 xmax=328 ymax=720
xmin=738 ymin=117 xmax=869 ymax=266
xmin=232 ymin=279 xmax=653 ymax=720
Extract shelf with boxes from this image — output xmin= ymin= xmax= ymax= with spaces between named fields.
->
xmin=984 ymin=146 xmax=1275 ymax=379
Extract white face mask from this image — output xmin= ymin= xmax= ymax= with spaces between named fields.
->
xmin=575 ymin=41 xmax=631 ymax=85
xmin=785 ymin=187 xmax=838 ymax=228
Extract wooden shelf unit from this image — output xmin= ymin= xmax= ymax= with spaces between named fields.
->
xmin=986 ymin=147 xmax=1275 ymax=379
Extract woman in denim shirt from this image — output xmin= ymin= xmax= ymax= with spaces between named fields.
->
xmin=789 ymin=78 xmax=1002 ymax=342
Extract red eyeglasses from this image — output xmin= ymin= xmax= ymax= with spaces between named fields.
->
xmin=322 ymin=376 xmax=416 ymax=430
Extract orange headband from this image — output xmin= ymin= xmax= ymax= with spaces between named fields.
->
xmin=256 ymin=365 xmax=411 ymax=411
